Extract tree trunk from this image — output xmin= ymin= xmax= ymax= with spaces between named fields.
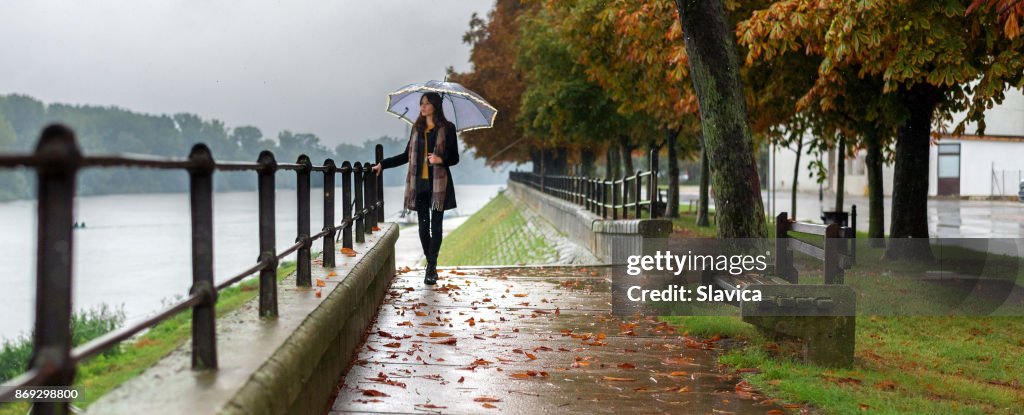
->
xmin=791 ymin=137 xmax=803 ymax=219
xmin=619 ymin=134 xmax=635 ymax=177
xmin=885 ymin=84 xmax=941 ymax=261
xmin=606 ymin=145 xmax=619 ymax=180
xmin=541 ymin=147 xmax=569 ymax=175
xmin=865 ymin=128 xmax=885 ymax=247
xmin=581 ymin=148 xmax=595 ymax=177
xmin=666 ymin=129 xmax=680 ymax=218
xmin=674 ymin=0 xmax=767 ymax=238
xmin=835 ymin=136 xmax=845 ymax=212
xmin=697 ymin=139 xmax=711 ymax=227
xmin=530 ymin=149 xmax=542 ymax=174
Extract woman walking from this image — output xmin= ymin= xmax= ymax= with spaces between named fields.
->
xmin=373 ymin=92 xmax=459 ymax=285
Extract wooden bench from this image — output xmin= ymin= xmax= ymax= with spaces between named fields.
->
xmin=704 ymin=212 xmax=857 ymax=367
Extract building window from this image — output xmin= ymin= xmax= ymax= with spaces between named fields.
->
xmin=937 ymin=143 xmax=960 ymax=179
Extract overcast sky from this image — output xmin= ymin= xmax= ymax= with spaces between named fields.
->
xmin=0 ymin=0 xmax=494 ymax=147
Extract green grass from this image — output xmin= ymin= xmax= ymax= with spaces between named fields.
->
xmin=718 ymin=316 xmax=1024 ymax=414
xmin=667 ymin=208 xmax=718 ymax=238
xmin=659 ymin=227 xmax=1024 ymax=413
xmin=0 ymin=260 xmax=298 ymax=414
xmin=437 ymin=191 xmax=556 ymax=266
xmin=1 ymin=305 xmax=126 ymax=384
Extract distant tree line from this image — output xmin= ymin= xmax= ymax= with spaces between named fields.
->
xmin=0 ymin=94 xmax=509 ymax=201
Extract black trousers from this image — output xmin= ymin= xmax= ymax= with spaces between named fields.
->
xmin=415 ymin=185 xmax=444 ymax=266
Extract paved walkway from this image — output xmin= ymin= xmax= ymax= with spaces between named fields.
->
xmin=328 ymin=266 xmax=792 ymax=414
xmin=393 ymin=216 xmax=469 ymax=269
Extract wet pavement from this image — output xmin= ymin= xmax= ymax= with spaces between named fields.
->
xmin=329 ymin=266 xmax=793 ymax=414
xmin=759 ymin=190 xmax=1024 ymax=238
xmin=683 ymin=187 xmax=1024 ymax=237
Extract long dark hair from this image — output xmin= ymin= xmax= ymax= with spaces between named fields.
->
xmin=414 ymin=92 xmax=449 ymax=132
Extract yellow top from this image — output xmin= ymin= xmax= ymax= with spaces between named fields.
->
xmin=421 ymin=125 xmax=433 ymax=179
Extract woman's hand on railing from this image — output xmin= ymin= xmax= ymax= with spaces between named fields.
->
xmin=372 ymin=163 xmax=382 ymax=176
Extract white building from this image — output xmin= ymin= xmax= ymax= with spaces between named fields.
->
xmin=769 ymin=89 xmax=1024 ymax=201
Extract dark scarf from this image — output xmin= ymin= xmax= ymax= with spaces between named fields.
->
xmin=403 ymin=122 xmax=449 ymax=211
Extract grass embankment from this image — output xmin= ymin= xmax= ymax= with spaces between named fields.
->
xmin=664 ymin=209 xmax=1024 ymax=414
xmin=437 ymin=191 xmax=555 ymax=266
xmin=0 ymin=260 xmax=297 ymax=414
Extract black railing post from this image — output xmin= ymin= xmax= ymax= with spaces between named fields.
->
xmin=375 ymin=144 xmax=385 ymax=222
xmin=296 ymin=155 xmax=312 ymax=287
xmin=257 ymin=151 xmax=278 ymax=318
xmin=649 ymin=148 xmax=659 ymax=218
xmin=30 ymin=125 xmax=80 ymax=415
xmin=590 ymin=179 xmax=596 ymax=213
xmin=612 ymin=179 xmax=619 ymax=220
xmin=572 ymin=176 xmax=578 ymax=204
xmin=322 ymin=159 xmax=337 ymax=268
xmin=620 ymin=178 xmax=625 ymax=219
xmin=364 ymin=162 xmax=376 ymax=232
xmin=602 ymin=181 xmax=608 ymax=219
xmin=630 ymin=173 xmax=638 ymax=218
xmin=341 ymin=161 xmax=353 ymax=249
xmin=354 ymin=162 xmax=365 ymax=243
xmin=187 ymin=143 xmax=218 ymax=371
xmin=776 ymin=212 xmax=795 ymax=283
xmin=850 ymin=204 xmax=857 ymax=264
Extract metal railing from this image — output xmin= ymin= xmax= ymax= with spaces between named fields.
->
xmin=509 ymin=149 xmax=660 ymax=220
xmin=0 ymin=124 xmax=387 ymax=414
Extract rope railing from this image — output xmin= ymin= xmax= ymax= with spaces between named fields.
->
xmin=509 ymin=148 xmax=661 ymax=220
xmin=0 ymin=124 xmax=389 ymax=414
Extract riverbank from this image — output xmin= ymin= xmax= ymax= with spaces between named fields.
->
xmin=437 ymin=190 xmax=597 ymax=266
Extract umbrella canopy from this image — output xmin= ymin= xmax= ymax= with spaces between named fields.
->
xmin=385 ymin=80 xmax=497 ymax=132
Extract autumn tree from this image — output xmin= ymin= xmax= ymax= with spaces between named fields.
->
xmin=551 ymin=0 xmax=703 ymax=219
xmin=969 ymin=0 xmax=1024 ymax=38
xmin=448 ymin=0 xmax=536 ymax=168
xmin=515 ymin=4 xmax=628 ymax=177
xmin=673 ymin=0 xmax=768 ymax=238
xmin=740 ymin=0 xmax=1024 ymax=260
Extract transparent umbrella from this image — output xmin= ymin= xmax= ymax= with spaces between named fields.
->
xmin=385 ymin=80 xmax=497 ymax=132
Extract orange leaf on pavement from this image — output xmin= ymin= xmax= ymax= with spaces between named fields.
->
xmin=360 ymin=389 xmax=389 ymax=397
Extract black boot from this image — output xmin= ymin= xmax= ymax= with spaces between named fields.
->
xmin=424 ymin=262 xmax=438 ymax=285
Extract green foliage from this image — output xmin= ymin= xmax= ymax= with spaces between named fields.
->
xmin=0 ymin=305 xmax=126 ymax=383
xmin=0 ymin=113 xmax=28 ymax=201
xmin=515 ymin=5 xmax=627 ymax=147
xmin=0 ymin=338 xmax=31 ymax=385
xmin=741 ymin=0 xmax=1024 ymax=136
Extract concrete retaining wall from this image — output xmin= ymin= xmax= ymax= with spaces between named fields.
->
xmin=86 ymin=223 xmax=399 ymax=415
xmin=507 ymin=180 xmax=671 ymax=263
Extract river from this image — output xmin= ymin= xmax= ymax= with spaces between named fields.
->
xmin=0 ymin=184 xmax=504 ymax=341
